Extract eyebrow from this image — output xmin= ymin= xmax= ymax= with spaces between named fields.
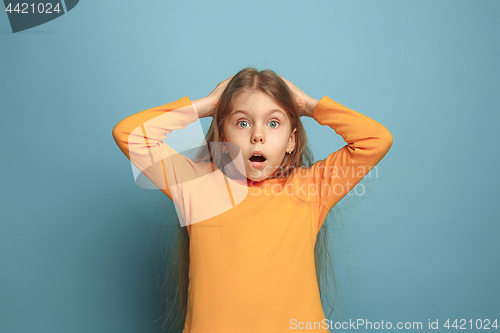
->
xmin=231 ymin=109 xmax=286 ymax=117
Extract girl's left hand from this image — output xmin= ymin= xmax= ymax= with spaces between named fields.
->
xmin=279 ymin=76 xmax=318 ymax=117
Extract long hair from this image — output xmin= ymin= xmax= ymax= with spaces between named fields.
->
xmin=157 ymin=67 xmax=348 ymax=332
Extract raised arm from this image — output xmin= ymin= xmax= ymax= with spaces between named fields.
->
xmin=280 ymin=76 xmax=392 ymax=232
xmin=112 ymin=97 xmax=203 ymax=200
xmin=306 ymin=96 xmax=393 ymax=231
xmin=112 ymin=74 xmax=235 ymax=196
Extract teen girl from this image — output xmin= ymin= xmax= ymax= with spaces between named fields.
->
xmin=112 ymin=68 xmax=393 ymax=332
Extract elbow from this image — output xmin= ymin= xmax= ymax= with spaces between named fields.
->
xmin=384 ymin=129 xmax=393 ymax=149
xmin=378 ymin=128 xmax=393 ymax=154
xmin=112 ymin=121 xmax=126 ymax=141
xmin=112 ymin=122 xmax=126 ymax=147
xmin=112 ymin=124 xmax=120 ymax=142
xmin=112 ymin=124 xmax=118 ymax=140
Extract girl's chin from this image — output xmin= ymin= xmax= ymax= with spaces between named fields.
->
xmin=244 ymin=169 xmax=267 ymax=181
xmin=246 ymin=177 xmax=266 ymax=182
xmin=229 ymin=166 xmax=267 ymax=182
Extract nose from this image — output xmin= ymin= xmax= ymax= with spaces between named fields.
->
xmin=251 ymin=126 xmax=265 ymax=143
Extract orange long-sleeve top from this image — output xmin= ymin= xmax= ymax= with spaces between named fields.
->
xmin=112 ymin=95 xmax=393 ymax=332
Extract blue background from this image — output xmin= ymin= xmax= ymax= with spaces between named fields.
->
xmin=1 ymin=0 xmax=499 ymax=332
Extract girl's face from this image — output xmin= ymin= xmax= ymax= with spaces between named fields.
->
xmin=222 ymin=90 xmax=296 ymax=182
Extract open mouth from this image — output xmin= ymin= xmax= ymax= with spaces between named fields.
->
xmin=249 ymin=155 xmax=267 ymax=163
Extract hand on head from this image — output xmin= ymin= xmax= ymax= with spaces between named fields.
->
xmin=196 ymin=72 xmax=315 ymax=119
xmin=278 ymin=76 xmax=312 ymax=117
xmin=204 ymin=74 xmax=236 ymax=117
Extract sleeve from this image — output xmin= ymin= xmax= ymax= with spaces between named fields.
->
xmin=112 ymin=97 xmax=250 ymax=233
xmin=111 ymin=96 xmax=207 ymax=202
xmin=307 ymin=96 xmax=393 ymax=232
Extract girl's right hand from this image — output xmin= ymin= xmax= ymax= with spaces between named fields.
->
xmin=194 ymin=74 xmax=235 ymax=118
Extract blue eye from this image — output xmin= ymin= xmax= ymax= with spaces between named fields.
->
xmin=269 ymin=120 xmax=279 ymax=128
xmin=237 ymin=121 xmax=249 ymax=128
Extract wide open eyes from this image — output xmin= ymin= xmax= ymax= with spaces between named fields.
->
xmin=236 ymin=120 xmax=280 ymax=128
xmin=268 ymin=120 xmax=279 ymax=128
xmin=237 ymin=120 xmax=249 ymax=128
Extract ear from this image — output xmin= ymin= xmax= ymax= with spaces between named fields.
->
xmin=287 ymin=128 xmax=296 ymax=152
xmin=220 ymin=132 xmax=228 ymax=153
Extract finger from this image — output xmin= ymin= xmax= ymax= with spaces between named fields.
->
xmin=217 ymin=75 xmax=234 ymax=89
xmin=279 ymin=76 xmax=294 ymax=88
xmin=219 ymin=75 xmax=235 ymax=87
